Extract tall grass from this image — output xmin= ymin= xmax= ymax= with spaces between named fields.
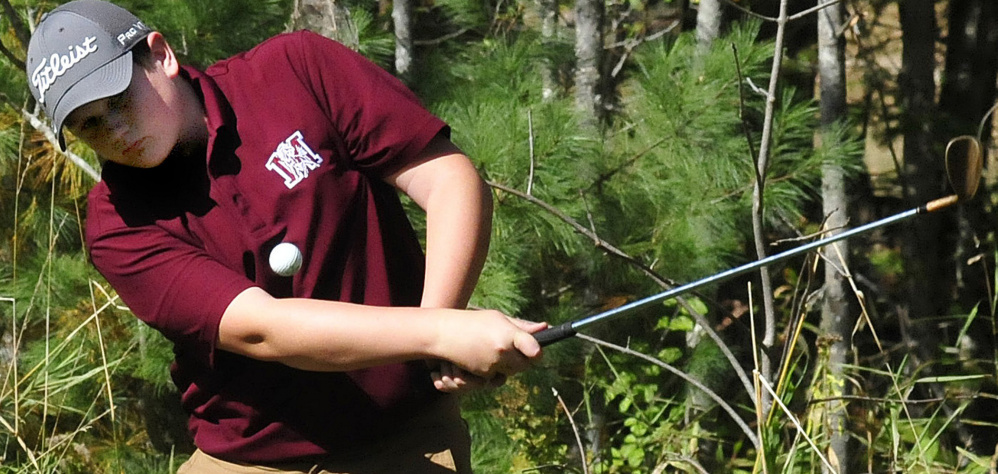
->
xmin=1 ymin=273 xmax=183 ymax=474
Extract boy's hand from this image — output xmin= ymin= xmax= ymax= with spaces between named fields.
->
xmin=433 ymin=311 xmax=547 ymax=380
xmin=430 ymin=361 xmax=506 ymax=394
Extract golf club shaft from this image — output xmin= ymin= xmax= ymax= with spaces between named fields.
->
xmin=533 ymin=194 xmax=958 ymax=346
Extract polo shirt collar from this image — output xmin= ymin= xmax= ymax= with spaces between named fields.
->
xmin=181 ymin=65 xmax=239 ymax=172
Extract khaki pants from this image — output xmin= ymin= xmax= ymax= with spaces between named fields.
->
xmin=177 ymin=397 xmax=472 ymax=474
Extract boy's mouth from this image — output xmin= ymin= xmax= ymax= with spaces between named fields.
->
xmin=122 ymin=137 xmax=146 ymax=158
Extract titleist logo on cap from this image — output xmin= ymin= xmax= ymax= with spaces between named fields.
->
xmin=31 ymin=36 xmax=99 ymax=105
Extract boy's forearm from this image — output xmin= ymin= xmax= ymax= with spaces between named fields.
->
xmin=218 ymin=287 xmax=441 ymax=371
xmin=216 ymin=287 xmax=540 ymax=376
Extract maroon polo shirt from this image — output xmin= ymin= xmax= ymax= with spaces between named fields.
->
xmin=86 ymin=31 xmax=449 ymax=462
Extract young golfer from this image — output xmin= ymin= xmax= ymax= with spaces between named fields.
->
xmin=26 ymin=1 xmax=545 ymax=472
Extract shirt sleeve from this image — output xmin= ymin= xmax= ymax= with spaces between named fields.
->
xmin=86 ymin=186 xmax=254 ymax=367
xmin=290 ymin=30 xmax=448 ymax=177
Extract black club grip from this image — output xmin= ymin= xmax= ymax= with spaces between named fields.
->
xmin=533 ymin=322 xmax=577 ymax=346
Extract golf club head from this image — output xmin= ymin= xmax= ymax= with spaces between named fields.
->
xmin=945 ymin=135 xmax=984 ymax=200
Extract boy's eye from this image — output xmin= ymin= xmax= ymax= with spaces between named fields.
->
xmin=80 ymin=116 xmax=102 ymax=132
xmin=66 ymin=113 xmax=102 ymax=135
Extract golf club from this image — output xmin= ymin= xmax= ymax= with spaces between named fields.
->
xmin=533 ymin=135 xmax=984 ymax=346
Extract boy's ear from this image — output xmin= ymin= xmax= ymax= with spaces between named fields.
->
xmin=146 ymin=32 xmax=180 ymax=78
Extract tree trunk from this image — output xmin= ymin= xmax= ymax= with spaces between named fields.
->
xmin=938 ymin=0 xmax=998 ymax=310
xmin=288 ymin=0 xmax=359 ymax=50
xmin=574 ymin=0 xmax=604 ymax=128
xmin=537 ymin=0 xmax=558 ymax=101
xmin=897 ymin=2 xmax=962 ymax=438
xmin=572 ymin=0 xmax=606 ymax=464
xmin=816 ymin=0 xmax=851 ymax=471
xmin=751 ymin=0 xmax=791 ymax=415
xmin=938 ymin=0 xmax=998 ymax=137
xmin=898 ymin=0 xmax=942 ymax=342
xmin=695 ymin=0 xmax=723 ymax=58
xmin=392 ymin=0 xmax=413 ymax=83
xmin=936 ymin=0 xmax=998 ymax=453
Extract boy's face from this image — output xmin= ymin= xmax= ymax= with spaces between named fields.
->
xmin=64 ymin=41 xmax=187 ymax=168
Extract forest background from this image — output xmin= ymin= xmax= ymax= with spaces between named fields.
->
xmin=1 ymin=0 xmax=997 ymax=472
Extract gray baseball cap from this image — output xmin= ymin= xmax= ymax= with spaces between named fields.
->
xmin=26 ymin=0 xmax=151 ymax=149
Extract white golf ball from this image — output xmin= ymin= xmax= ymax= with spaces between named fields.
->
xmin=269 ymin=242 xmax=303 ymax=277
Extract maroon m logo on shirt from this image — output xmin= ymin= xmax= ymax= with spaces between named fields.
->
xmin=265 ymin=131 xmax=324 ymax=189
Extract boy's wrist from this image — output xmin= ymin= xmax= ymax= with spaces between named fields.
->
xmin=424 ymin=309 xmax=459 ymax=362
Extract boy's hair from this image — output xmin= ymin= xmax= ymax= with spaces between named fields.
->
xmin=131 ymin=40 xmax=155 ymax=69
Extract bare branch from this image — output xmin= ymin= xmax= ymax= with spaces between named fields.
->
xmin=809 ymin=393 xmax=985 ymax=406
xmin=605 ymin=22 xmax=676 ymax=50
xmin=21 ymin=107 xmax=101 ymax=182
xmin=787 ymin=0 xmax=842 ymax=21
xmin=527 ymin=110 xmax=536 ymax=195
xmin=718 ymin=0 xmax=842 ymax=22
xmin=749 ymin=0 xmax=792 ymax=412
xmin=609 ymin=22 xmax=679 ymax=78
xmin=552 ymin=387 xmax=589 ymax=474
xmin=490 ymin=180 xmax=673 ymax=288
xmin=720 ymin=0 xmax=774 ymax=22
xmin=413 ymin=28 xmax=470 ymax=46
xmin=0 ymin=0 xmax=30 ymax=71
xmin=654 ymin=455 xmax=709 ymax=474
xmin=743 ymin=77 xmax=769 ymax=99
xmin=0 ymin=39 xmax=24 ymax=70
xmin=731 ymin=45 xmax=757 ymax=164
xmin=0 ymin=0 xmax=31 ymax=50
xmin=589 ymin=137 xmax=667 ymax=190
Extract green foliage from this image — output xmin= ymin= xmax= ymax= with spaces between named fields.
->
xmin=1 ymin=265 xmax=178 ymax=470
xmin=432 ymin=0 xmax=499 ymax=34
xmin=420 ymin=34 xmax=602 ymax=319
xmin=608 ymin=21 xmax=840 ymax=284
xmin=838 ymin=357 xmax=993 ymax=473
xmin=0 ymin=0 xmax=989 ymax=471
xmin=426 ymin=18 xmax=866 ymax=472
xmin=345 ymin=7 xmax=396 ymax=69
xmin=0 ymin=6 xmax=194 ymax=467
xmin=119 ymin=0 xmax=292 ymax=67
xmin=0 ymin=0 xmax=33 ymax=105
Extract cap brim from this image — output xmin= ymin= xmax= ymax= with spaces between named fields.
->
xmin=51 ymin=51 xmax=134 ymax=150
